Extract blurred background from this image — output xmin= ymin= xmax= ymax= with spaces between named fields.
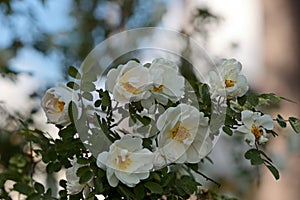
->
xmin=0 ymin=0 xmax=299 ymax=199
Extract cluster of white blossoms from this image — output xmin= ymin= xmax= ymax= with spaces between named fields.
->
xmin=208 ymin=58 xmax=274 ymax=146
xmin=40 ymin=58 xmax=276 ymax=192
xmin=106 ymin=58 xmax=185 ymax=104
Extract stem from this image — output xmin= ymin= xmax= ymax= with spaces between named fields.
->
xmin=184 ymin=164 xmax=221 ymax=188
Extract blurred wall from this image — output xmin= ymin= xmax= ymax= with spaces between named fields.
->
xmin=256 ymin=0 xmax=300 ymax=199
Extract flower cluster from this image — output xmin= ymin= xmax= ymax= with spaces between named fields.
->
xmin=39 ymin=57 xmax=299 ymax=198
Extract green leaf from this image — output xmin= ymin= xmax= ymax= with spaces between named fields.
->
xmin=79 ymin=170 xmax=93 ymax=184
xmin=68 ymin=66 xmax=81 ymax=79
xmin=237 ymin=95 xmax=247 ymax=106
xmin=276 ymin=114 xmax=287 ymax=128
xmin=222 ymin=126 xmax=233 ymax=136
xmin=82 ymin=92 xmax=93 ymax=101
xmin=244 ymin=149 xmax=264 ymax=165
xmin=94 ymin=99 xmax=101 ymax=107
xmin=266 ymin=165 xmax=280 ymax=180
xmin=248 ymin=92 xmax=259 ymax=107
xmin=77 ymin=166 xmax=94 ymax=184
xmin=27 ymin=193 xmax=41 ymax=200
xmin=67 ymin=81 xmax=80 ymax=90
xmin=59 ymin=180 xmax=67 ymax=189
xmin=258 ymin=93 xmax=281 ymax=106
xmin=133 ymin=184 xmax=145 ymax=200
xmin=101 ymin=91 xmax=111 ymax=108
xmin=13 ymin=182 xmax=33 ymax=195
xmin=144 ymin=182 xmax=163 ymax=194
xmin=68 ymin=101 xmax=78 ymax=124
xmin=46 ymin=161 xmax=62 ymax=173
xmin=34 ymin=182 xmax=44 ymax=194
xmin=81 ymin=82 xmax=95 ymax=92
xmin=289 ymin=117 xmax=300 ymax=133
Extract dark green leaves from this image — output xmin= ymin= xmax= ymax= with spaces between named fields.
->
xmin=276 ymin=114 xmax=286 ymax=128
xmin=68 ymin=66 xmax=81 ymax=79
xmin=77 ymin=166 xmax=94 ymax=184
xmin=13 ymin=182 xmax=33 ymax=195
xmin=289 ymin=117 xmax=300 ymax=133
xmin=245 ymin=149 xmax=280 ymax=180
xmin=144 ymin=182 xmax=163 ymax=194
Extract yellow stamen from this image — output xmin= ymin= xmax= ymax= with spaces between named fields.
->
xmin=170 ymin=122 xmax=190 ymax=142
xmin=251 ymin=125 xmax=262 ymax=141
xmin=152 ymin=85 xmax=164 ymax=93
xmin=116 ymin=154 xmax=131 ymax=170
xmin=225 ymin=79 xmax=235 ymax=88
xmin=121 ymin=82 xmax=138 ymax=94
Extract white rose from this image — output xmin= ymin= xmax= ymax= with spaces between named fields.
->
xmin=149 ymin=58 xmax=185 ymax=104
xmin=96 ymin=135 xmax=154 ymax=187
xmin=236 ymin=110 xmax=274 ymax=146
xmin=157 ymin=104 xmax=210 ymax=164
xmin=41 ymin=84 xmax=77 ymax=126
xmin=208 ymin=59 xmax=249 ymax=99
xmin=106 ymin=60 xmax=152 ymax=103
xmin=66 ymin=157 xmax=93 ymax=195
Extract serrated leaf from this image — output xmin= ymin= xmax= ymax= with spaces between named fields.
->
xmin=144 ymin=182 xmax=163 ymax=194
xmin=266 ymin=165 xmax=280 ymax=180
xmin=68 ymin=66 xmax=81 ymax=79
xmin=289 ymin=117 xmax=300 ymax=133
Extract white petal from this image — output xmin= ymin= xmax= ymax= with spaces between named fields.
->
xmin=236 ymin=125 xmax=250 ymax=134
xmin=244 ymin=132 xmax=256 ymax=146
xmin=258 ymin=115 xmax=274 ymax=130
xmin=241 ymin=110 xmax=254 ymax=127
xmin=107 ymin=168 xmax=119 ymax=187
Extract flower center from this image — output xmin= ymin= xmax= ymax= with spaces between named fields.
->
xmin=170 ymin=122 xmax=190 ymax=142
xmin=152 ymin=85 xmax=164 ymax=93
xmin=121 ymin=82 xmax=138 ymax=94
xmin=54 ymin=99 xmax=65 ymax=112
xmin=115 ymin=150 xmax=131 ymax=170
xmin=225 ymin=79 xmax=235 ymax=88
xmin=251 ymin=125 xmax=262 ymax=141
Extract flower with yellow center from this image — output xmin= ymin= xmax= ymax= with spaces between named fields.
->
xmin=105 ymin=60 xmax=152 ymax=103
xmin=149 ymin=58 xmax=185 ymax=104
xmin=236 ymin=110 xmax=274 ymax=146
xmin=97 ymin=135 xmax=154 ymax=187
xmin=208 ymin=59 xmax=248 ymax=99
xmin=157 ymin=104 xmax=210 ymax=164
xmin=41 ymin=84 xmax=78 ymax=126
